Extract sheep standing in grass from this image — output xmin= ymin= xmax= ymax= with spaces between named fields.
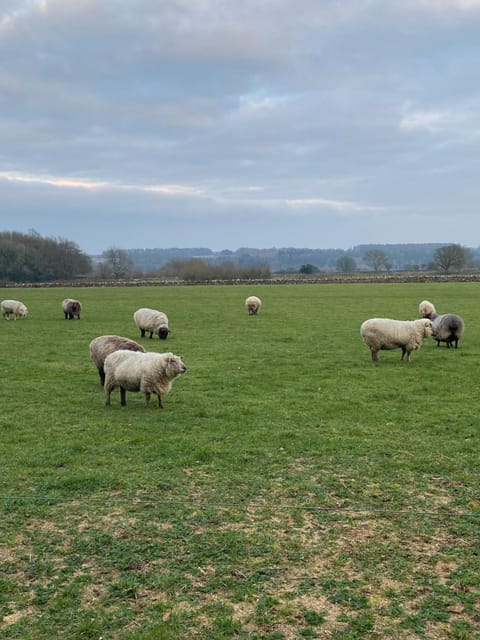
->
xmin=418 ymin=300 xmax=436 ymax=319
xmin=245 ymin=296 xmax=262 ymax=315
xmin=134 ymin=308 xmax=169 ymax=339
xmin=62 ymin=298 xmax=82 ymax=319
xmin=89 ymin=335 xmax=146 ymax=386
xmin=360 ymin=317 xmax=434 ymax=362
xmin=104 ymin=350 xmax=187 ymax=407
xmin=1 ymin=299 xmax=28 ymax=320
xmin=418 ymin=300 xmax=465 ymax=348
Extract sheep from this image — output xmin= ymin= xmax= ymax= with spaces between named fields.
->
xmin=418 ymin=300 xmax=465 ymax=348
xmin=418 ymin=300 xmax=436 ymax=319
xmin=104 ymin=350 xmax=187 ymax=407
xmin=360 ymin=317 xmax=434 ymax=362
xmin=89 ymin=335 xmax=146 ymax=386
xmin=133 ymin=307 xmax=169 ymax=339
xmin=431 ymin=313 xmax=465 ymax=348
xmin=245 ymin=295 xmax=262 ymax=315
xmin=1 ymin=299 xmax=28 ymax=320
xmin=62 ymin=298 xmax=82 ymax=320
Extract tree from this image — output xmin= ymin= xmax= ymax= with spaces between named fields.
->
xmin=101 ymin=247 xmax=134 ymax=279
xmin=432 ymin=244 xmax=470 ymax=273
xmin=299 ymin=263 xmax=318 ymax=274
xmin=0 ymin=231 xmax=91 ymax=282
xmin=363 ymin=249 xmax=391 ymax=272
xmin=336 ymin=255 xmax=357 ymax=272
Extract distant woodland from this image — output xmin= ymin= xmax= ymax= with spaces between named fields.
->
xmin=125 ymin=244 xmax=480 ymax=273
xmin=2 ymin=230 xmax=480 ymax=283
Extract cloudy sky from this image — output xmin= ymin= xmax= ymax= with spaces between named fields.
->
xmin=1 ymin=0 xmax=480 ymax=255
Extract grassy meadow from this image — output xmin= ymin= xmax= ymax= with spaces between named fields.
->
xmin=0 ymin=282 xmax=479 ymax=639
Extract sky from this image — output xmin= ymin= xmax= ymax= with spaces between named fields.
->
xmin=1 ymin=0 xmax=480 ymax=255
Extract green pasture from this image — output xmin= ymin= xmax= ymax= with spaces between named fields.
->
xmin=1 ymin=282 xmax=479 ymax=639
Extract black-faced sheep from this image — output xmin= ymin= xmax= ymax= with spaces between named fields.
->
xmin=418 ymin=300 xmax=465 ymax=348
xmin=1 ymin=299 xmax=28 ymax=319
xmin=133 ymin=308 xmax=169 ymax=339
xmin=104 ymin=350 xmax=187 ymax=407
xmin=245 ymin=295 xmax=262 ymax=315
xmin=62 ymin=298 xmax=82 ymax=319
xmin=360 ymin=317 xmax=434 ymax=362
xmin=89 ymin=335 xmax=146 ymax=386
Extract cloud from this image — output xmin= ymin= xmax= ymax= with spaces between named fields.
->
xmin=1 ymin=0 xmax=480 ymax=253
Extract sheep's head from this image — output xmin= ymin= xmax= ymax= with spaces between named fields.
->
xmin=158 ymin=326 xmax=169 ymax=339
xmin=165 ymin=354 xmax=187 ymax=377
xmin=420 ymin=318 xmax=434 ymax=338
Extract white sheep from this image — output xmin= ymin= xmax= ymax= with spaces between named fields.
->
xmin=89 ymin=335 xmax=146 ymax=386
xmin=62 ymin=298 xmax=82 ymax=319
xmin=360 ymin=317 xmax=434 ymax=362
xmin=418 ymin=300 xmax=436 ymax=319
xmin=418 ymin=300 xmax=465 ymax=348
xmin=133 ymin=308 xmax=169 ymax=339
xmin=104 ymin=350 xmax=187 ymax=407
xmin=245 ymin=295 xmax=262 ymax=315
xmin=1 ymin=299 xmax=28 ymax=320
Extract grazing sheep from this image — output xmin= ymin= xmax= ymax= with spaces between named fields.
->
xmin=360 ymin=317 xmax=434 ymax=362
xmin=133 ymin=308 xmax=169 ymax=339
xmin=104 ymin=350 xmax=187 ymax=407
xmin=418 ymin=300 xmax=465 ymax=348
xmin=418 ymin=300 xmax=436 ymax=319
xmin=62 ymin=298 xmax=82 ymax=319
xmin=1 ymin=299 xmax=28 ymax=320
xmin=431 ymin=313 xmax=465 ymax=348
xmin=89 ymin=335 xmax=146 ymax=386
xmin=245 ymin=295 xmax=262 ymax=315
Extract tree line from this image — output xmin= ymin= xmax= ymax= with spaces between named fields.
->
xmin=0 ymin=231 xmax=92 ymax=283
xmin=0 ymin=231 xmax=476 ymax=283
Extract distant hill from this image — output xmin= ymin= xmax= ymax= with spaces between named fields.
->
xmin=124 ymin=243 xmax=480 ymax=273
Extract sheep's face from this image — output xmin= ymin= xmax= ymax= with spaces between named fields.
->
xmin=166 ymin=355 xmax=187 ymax=377
xmin=158 ymin=326 xmax=169 ymax=339
xmin=421 ymin=319 xmax=434 ymax=337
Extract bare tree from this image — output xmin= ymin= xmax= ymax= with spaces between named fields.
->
xmin=433 ymin=244 xmax=470 ymax=273
xmin=336 ymin=255 xmax=357 ymax=272
xmin=102 ymin=247 xmax=134 ymax=279
xmin=363 ymin=249 xmax=391 ymax=272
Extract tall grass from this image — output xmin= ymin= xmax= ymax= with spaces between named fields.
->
xmin=1 ymin=282 xmax=479 ymax=639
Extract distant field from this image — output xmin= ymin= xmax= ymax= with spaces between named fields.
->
xmin=1 ymin=282 xmax=479 ymax=639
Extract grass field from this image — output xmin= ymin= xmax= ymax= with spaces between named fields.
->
xmin=1 ymin=282 xmax=479 ymax=639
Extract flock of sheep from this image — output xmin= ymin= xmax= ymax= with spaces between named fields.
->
xmin=2 ymin=291 xmax=465 ymax=409
xmin=360 ymin=300 xmax=465 ymax=362
xmin=1 ymin=294 xmax=264 ymax=409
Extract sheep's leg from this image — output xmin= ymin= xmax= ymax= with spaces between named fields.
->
xmin=120 ymin=387 xmax=127 ymax=406
xmin=370 ymin=349 xmax=379 ymax=363
xmin=149 ymin=331 xmax=153 ymax=339
xmin=99 ymin=369 xmax=105 ymax=386
xmin=140 ymin=328 xmax=146 ymax=338
xmin=105 ymin=386 xmax=112 ymax=406
xmin=144 ymin=392 xmax=151 ymax=407
xmin=157 ymin=393 xmax=163 ymax=408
